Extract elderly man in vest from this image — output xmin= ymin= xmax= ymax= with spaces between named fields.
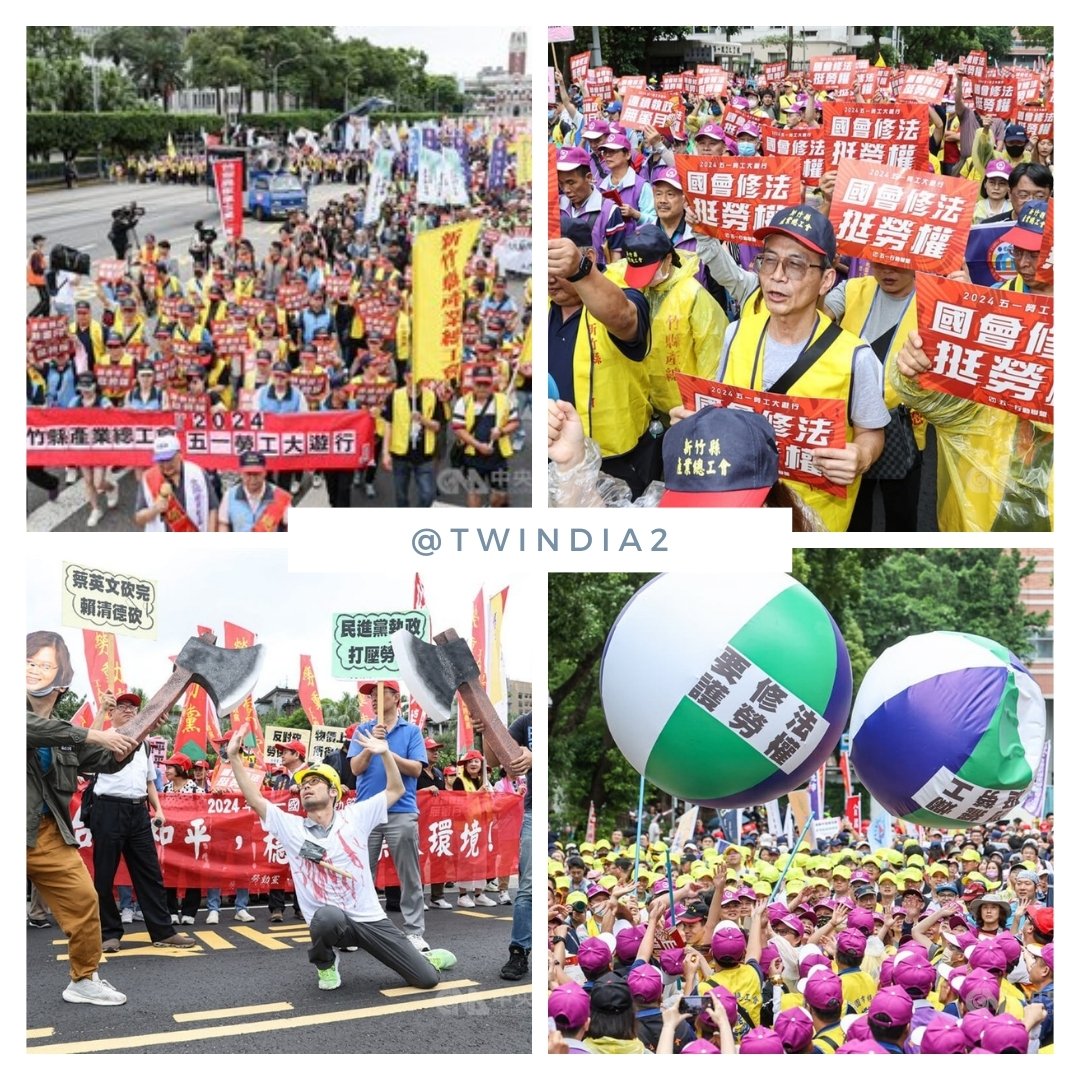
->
xmin=452 ymin=365 xmax=520 ymax=508
xmin=134 ymin=433 xmax=218 ymax=532
xmin=380 ymin=369 xmax=441 ymax=507
xmin=218 ymin=451 xmax=291 ymax=532
xmin=556 ymin=145 xmax=627 ymax=263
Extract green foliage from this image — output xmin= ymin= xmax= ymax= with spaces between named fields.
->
xmin=97 ymin=27 xmax=188 ymax=111
xmin=561 ymin=27 xmax=695 ymax=78
xmin=27 ymin=112 xmax=218 ymax=157
xmin=1016 ymin=27 xmax=1054 ymax=52
xmin=27 ymin=27 xmax=82 ymax=61
xmin=899 ymin=27 xmax=1016 ymax=68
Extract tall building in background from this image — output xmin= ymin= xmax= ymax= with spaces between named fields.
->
xmin=509 ymin=31 xmax=526 ymax=75
xmin=1019 ymin=548 xmax=1053 ymax=783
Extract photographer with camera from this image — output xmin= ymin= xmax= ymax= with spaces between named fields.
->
xmin=107 ymin=202 xmax=145 ymax=261
xmin=189 ymin=220 xmax=217 ymax=272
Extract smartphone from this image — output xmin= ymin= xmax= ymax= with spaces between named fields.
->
xmin=680 ymin=995 xmax=706 ymax=1015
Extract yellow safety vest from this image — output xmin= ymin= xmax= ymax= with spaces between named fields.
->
xmin=69 ymin=319 xmax=107 ymax=363
xmin=396 ymin=310 xmax=411 ymax=361
xmin=568 ymin=304 xmax=652 ymax=458
xmin=389 ymin=386 xmax=436 ymax=456
xmin=723 ymin=296 xmax=864 ymax=531
xmin=463 ymin=393 xmax=513 ymax=458
xmin=605 ymin=254 xmax=728 ymax=415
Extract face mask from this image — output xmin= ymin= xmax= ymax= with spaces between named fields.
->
xmin=1008 ymin=957 xmax=1029 ymax=984
xmin=27 ymin=682 xmax=59 ymax=698
xmin=591 ymin=905 xmax=606 ymax=918
xmin=737 ymin=142 xmax=758 ymax=157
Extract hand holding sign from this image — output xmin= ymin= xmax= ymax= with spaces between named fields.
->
xmin=895 ymin=331 xmax=931 ymax=379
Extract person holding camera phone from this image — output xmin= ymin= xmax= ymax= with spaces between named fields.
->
xmin=88 ymin=690 xmax=196 ymax=954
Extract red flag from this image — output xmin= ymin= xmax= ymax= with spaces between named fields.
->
xmin=224 ymin=621 xmax=264 ymax=764
xmin=585 ymin=802 xmax=597 ymax=844
xmin=211 ymin=156 xmax=244 ymax=241
xmin=839 ymin=751 xmax=853 ymax=802
xmin=174 ymin=685 xmax=211 ymax=762
xmin=70 ymin=700 xmax=95 ymax=730
xmin=298 ymin=655 xmax=324 ymax=727
xmin=195 ymin=624 xmax=223 ymax=743
xmin=82 ymin=629 xmax=125 ymax=710
xmin=358 ymin=683 xmax=376 ymax=721
xmin=457 ymin=589 xmax=485 ymax=756
xmin=409 ymin=574 xmax=428 ymax=729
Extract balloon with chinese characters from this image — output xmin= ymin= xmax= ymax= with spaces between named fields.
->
xmin=600 ymin=574 xmax=851 ymax=807
xmin=849 ymin=631 xmax=1046 ymax=827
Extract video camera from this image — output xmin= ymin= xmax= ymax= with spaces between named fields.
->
xmin=111 ymin=202 xmax=146 ymax=228
xmin=194 ymin=219 xmax=218 ymax=246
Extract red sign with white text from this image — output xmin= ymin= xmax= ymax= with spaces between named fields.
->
xmin=823 ymin=102 xmax=929 ymax=171
xmin=1016 ymin=106 xmax=1053 ymax=138
xmin=211 ymin=157 xmax=244 ymax=241
xmin=915 ymin=276 xmax=1053 ymax=423
xmin=829 ymin=159 xmax=977 ymax=273
xmin=27 ymin=316 xmax=70 ymax=363
xmin=695 ymin=65 xmax=730 ymax=99
xmin=969 ymin=73 xmax=1017 ymax=118
xmin=896 ymin=69 xmax=951 ymax=105
xmin=760 ymin=123 xmax=826 ymax=182
xmin=809 ymin=55 xmax=857 ymax=91
xmin=676 ymin=374 xmax=847 ymax=497
xmin=762 ymin=62 xmax=788 ymax=86
xmin=619 ymin=90 xmax=683 ymax=134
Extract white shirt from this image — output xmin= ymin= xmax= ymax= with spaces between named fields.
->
xmin=95 ymin=745 xmax=155 ymax=799
xmin=261 ymin=794 xmax=388 ymax=923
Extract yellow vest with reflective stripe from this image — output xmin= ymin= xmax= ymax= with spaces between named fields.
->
xmin=389 ymin=386 xmax=436 ymax=456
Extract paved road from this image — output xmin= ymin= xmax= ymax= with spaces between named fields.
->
xmin=26 ymin=181 xmax=534 ymax=527
xmin=27 ymin=895 xmax=531 ymax=1054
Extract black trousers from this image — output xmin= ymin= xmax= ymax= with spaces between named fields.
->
xmin=29 ymin=285 xmax=51 ymax=318
xmin=92 ymin=796 xmax=175 ymax=942
xmin=323 ymin=469 xmax=353 ymax=508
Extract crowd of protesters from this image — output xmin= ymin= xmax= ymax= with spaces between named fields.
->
xmin=547 ymin=812 xmax=1054 ymax=1054
xmin=28 ymin=121 xmax=532 ymax=519
xmin=548 ymin=55 xmax=1053 ymax=532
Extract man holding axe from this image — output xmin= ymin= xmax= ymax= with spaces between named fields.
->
xmin=227 ymin=722 xmax=453 ymax=992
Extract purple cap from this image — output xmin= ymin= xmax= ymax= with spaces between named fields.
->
xmin=775 ymin=913 xmax=805 ymax=937
xmin=961 ymin=1007 xmax=995 ymax=1046
xmin=968 ymin=941 xmax=1006 ymax=974
xmin=650 ymin=878 xmax=669 ymax=895
xmin=867 ymin=985 xmax=914 ymax=1026
xmin=548 ymin=982 xmax=590 ymax=1030
xmin=615 ymin=925 xmax=646 ymax=963
xmin=582 ymin=119 xmax=610 ymax=140
xmin=767 ymin=902 xmax=791 ymax=921
xmin=720 ymin=889 xmax=741 ymax=905
xmin=759 ymin=943 xmax=780 ymax=971
xmin=651 ymin=165 xmax=682 ymax=191
xmin=846 ymin=1014 xmax=872 ymax=1042
xmin=555 ymin=146 xmax=591 ymax=171
xmin=681 ymin=1038 xmax=720 ymax=1054
xmin=942 ymin=929 xmax=978 ymax=953
xmin=798 ymin=951 xmax=828 ymax=979
xmin=658 ymin=947 xmax=685 ymax=975
xmin=576 ymin=936 xmax=612 ymax=975
xmin=626 ymin=962 xmax=663 ymax=1003
xmin=731 ymin=96 xmax=749 ymax=109
xmin=736 ymin=121 xmax=762 ymax=139
xmin=1041 ymin=942 xmax=1054 ymax=970
xmin=696 ymin=123 xmax=726 ymax=143
xmin=711 ymin=925 xmax=747 ymax=960
xmin=586 ymin=882 xmax=610 ymax=900
xmin=836 ymin=928 xmax=867 ymax=960
xmin=919 ymin=1014 xmax=969 ymax=1054
xmin=599 ymin=132 xmax=630 ymax=151
xmin=774 ymin=1006 xmax=814 ymax=1052
xmin=736 ymin=885 xmax=757 ymax=901
xmin=739 ymin=1027 xmax=785 ymax=1053
xmin=802 ymin=967 xmax=843 ymax=1011
xmin=878 ymin=956 xmax=894 ymax=987
xmin=993 ymin=933 xmax=1020 ymax=966
xmin=846 ymin=908 xmax=875 ymax=935
xmin=849 ymin=870 xmax=872 ymax=884
xmin=892 ymin=957 xmax=934 ymax=995
xmin=698 ymin=984 xmax=738 ymax=1028
xmin=979 ymin=1013 xmax=1028 ymax=1053
xmin=984 ymin=158 xmax=1013 ymax=178
xmin=836 ymin=1039 xmax=889 ymax=1054
xmin=958 ymin=968 xmax=1001 ymax=1011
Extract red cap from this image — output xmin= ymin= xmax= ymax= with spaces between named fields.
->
xmin=423 ymin=738 xmax=440 ymax=750
xmin=459 ymin=748 xmax=484 ymax=762
xmin=358 ymin=680 xmax=400 ymax=695
xmin=272 ymin=740 xmax=307 ymax=759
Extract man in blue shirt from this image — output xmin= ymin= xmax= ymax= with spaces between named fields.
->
xmin=349 ymin=680 xmax=429 ymax=952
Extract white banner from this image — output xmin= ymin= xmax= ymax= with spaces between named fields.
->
xmin=671 ymin=805 xmax=700 ymax=851
xmin=418 ymin=146 xmax=443 ymax=204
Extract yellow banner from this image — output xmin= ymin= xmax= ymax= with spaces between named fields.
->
xmin=510 ymin=134 xmax=532 ymax=183
xmin=411 ymin=218 xmax=482 ymax=381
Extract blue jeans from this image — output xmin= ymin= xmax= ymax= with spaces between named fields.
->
xmin=118 ymin=884 xmax=136 ymax=911
xmin=207 ymin=888 xmax=250 ymax=911
xmin=510 ymin=810 xmax=531 ymax=950
xmin=391 ymin=458 xmax=435 ymax=508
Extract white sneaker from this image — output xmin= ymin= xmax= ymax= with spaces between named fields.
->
xmin=120 ymin=909 xmax=133 ymax=924
xmin=457 ymin=894 xmax=475 ymax=908
xmin=86 ymin=506 xmax=103 ymax=528
xmin=62 ymin=973 xmax=127 ymax=1006
xmin=170 ymin=914 xmax=179 ymax=925
xmin=312 ymin=474 xmax=323 ymax=487
xmin=406 ymin=934 xmax=430 ymax=952
xmin=485 ymin=881 xmax=500 ymax=892
xmin=132 ymin=909 xmax=144 ymax=922
xmin=106 ymin=485 xmax=119 ymax=509
xmin=65 ymin=467 xmax=78 ymax=484
xmin=234 ymin=909 xmax=255 ymax=922
xmin=206 ymin=911 xmax=219 ymax=925
xmin=497 ymin=891 xmax=512 ymax=905
xmin=431 ymin=898 xmax=453 ymax=909
xmin=365 ymin=482 xmax=376 ymax=500
xmin=474 ymin=893 xmax=497 ymax=907
xmin=181 ymin=915 xmax=195 ymax=925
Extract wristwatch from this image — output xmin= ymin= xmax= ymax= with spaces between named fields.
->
xmin=566 ymin=254 xmax=593 ymax=283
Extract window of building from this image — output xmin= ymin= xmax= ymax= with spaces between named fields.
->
xmin=1028 ymin=629 xmax=1053 ymax=660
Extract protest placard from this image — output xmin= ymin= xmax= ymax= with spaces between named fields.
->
xmin=331 ymin=610 xmax=428 ymax=679
xmin=62 ymin=563 xmax=158 ymax=639
xmin=896 ymin=69 xmax=951 ymax=104
xmin=915 ymin=276 xmax=1053 ymax=423
xmin=809 ymin=55 xmax=857 ymax=91
xmin=695 ymin=64 xmax=729 ymax=99
xmin=569 ymin=51 xmax=590 ymax=86
xmin=969 ymin=72 xmax=1017 ymax=118
xmin=823 ymin=102 xmax=929 ymax=171
xmin=763 ymin=61 xmax=788 ymax=86
xmin=760 ymin=123 xmax=826 ymax=183
xmin=618 ymin=90 xmax=683 ymax=133
xmin=1016 ymin=106 xmax=1053 ymax=138
xmin=27 ymin=315 xmax=69 ymax=364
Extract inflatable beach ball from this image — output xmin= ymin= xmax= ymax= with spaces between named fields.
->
xmin=601 ymin=574 xmax=851 ymax=808
xmin=850 ymin=632 xmax=1046 ymax=827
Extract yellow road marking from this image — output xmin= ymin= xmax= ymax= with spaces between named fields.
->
xmin=174 ymin=1002 xmax=293 ymax=1023
xmin=27 ymin=1029 xmax=54 ymax=1039
xmin=379 ymin=979 xmax=477 ymax=998
xmin=453 ymin=911 xmax=512 ymax=921
xmin=28 ymin=985 xmax=531 ymax=1054
xmin=229 ymin=925 xmax=297 ymax=950
xmin=193 ymin=931 xmax=235 ymax=950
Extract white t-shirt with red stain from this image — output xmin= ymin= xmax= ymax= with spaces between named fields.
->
xmin=261 ymin=795 xmax=388 ymax=923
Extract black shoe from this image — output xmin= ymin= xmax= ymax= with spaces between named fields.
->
xmin=499 ymin=946 xmax=529 ymax=981
xmin=28 ymin=917 xmax=52 ymax=929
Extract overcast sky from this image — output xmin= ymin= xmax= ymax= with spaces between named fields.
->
xmin=27 ymin=543 xmax=538 ymax=708
xmin=337 ymin=26 xmax=527 ymax=80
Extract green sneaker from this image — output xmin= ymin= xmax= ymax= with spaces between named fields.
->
xmin=425 ymin=948 xmax=457 ymax=972
xmin=317 ymin=955 xmax=341 ymax=991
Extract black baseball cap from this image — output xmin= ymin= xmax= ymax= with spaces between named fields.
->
xmin=754 ymin=204 xmax=837 ymax=263
xmin=623 ymin=223 xmax=681 ymax=288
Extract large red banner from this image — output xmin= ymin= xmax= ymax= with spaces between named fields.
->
xmin=695 ymin=65 xmax=729 ymax=99
xmin=823 ymin=102 xmax=928 ymax=171
xmin=829 ymin=160 xmax=977 ymax=273
xmin=70 ymin=789 xmax=524 ymax=890
xmin=760 ymin=123 xmax=826 ymax=182
xmin=969 ymin=73 xmax=1017 ymax=118
xmin=809 ymin=55 xmax=857 ymax=91
xmin=27 ymin=407 xmax=375 ymax=470
xmin=1016 ymin=106 xmax=1053 ymax=138
xmin=83 ymin=629 xmax=125 ymax=710
xmin=895 ymin=69 xmax=950 ymax=104
xmin=676 ymin=374 xmax=848 ymax=497
xmin=675 ymin=155 xmax=802 ymax=244
xmin=915 ymin=276 xmax=1053 ymax=423
xmin=549 ymin=144 xmax=560 ymax=240
xmin=619 ymin=90 xmax=683 ymax=134
xmin=212 ymin=157 xmax=244 ymax=241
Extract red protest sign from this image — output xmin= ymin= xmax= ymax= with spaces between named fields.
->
xmin=760 ymin=123 xmax=826 ymax=183
xmin=324 ymin=273 xmax=352 ymax=301
xmin=681 ymin=70 xmax=697 ymax=97
xmin=95 ymin=259 xmax=127 ymax=284
xmin=591 ymin=66 xmax=613 ymax=98
xmin=277 ymin=282 xmax=308 ymax=313
xmin=823 ymin=102 xmax=929 ymax=172
xmin=695 ymin=64 xmax=729 ymax=99
xmin=1035 ymin=200 xmax=1053 ymax=287
xmin=674 ymin=155 xmax=802 ymax=245
xmin=548 ymin=144 xmax=560 ymax=240
xmin=95 ymin=365 xmax=135 ymax=395
xmin=896 ymin=69 xmax=951 ymax=104
xmin=569 ymin=51 xmax=590 ymax=86
xmin=830 ymin=159 xmax=977 ymax=273
xmin=720 ymin=104 xmax=756 ymax=140
xmin=915 ymin=276 xmax=1053 ymax=423
xmin=661 ymin=72 xmax=683 ymax=92
xmin=619 ymin=90 xmax=683 ymax=133
xmin=763 ymin=62 xmax=788 ymax=86
xmin=618 ymin=74 xmax=647 ymax=95
xmin=211 ymin=156 xmax=244 ymax=241
xmin=295 ymin=371 xmax=327 ymax=401
xmin=960 ymin=51 xmax=987 ymax=78
xmin=1016 ymin=106 xmax=1053 ymax=138
xmin=970 ymin=73 xmax=1017 ymax=118
xmin=27 ymin=316 xmax=70 ymax=364
xmin=169 ymin=390 xmax=211 ymax=413
xmin=676 ymin=375 xmax=848 ymax=497
xmin=809 ymin=55 xmax=857 ymax=91
xmin=1014 ymin=71 xmax=1042 ymax=105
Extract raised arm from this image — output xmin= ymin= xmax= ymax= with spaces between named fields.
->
xmin=227 ymin=723 xmax=269 ymax=821
xmin=354 ymin=729 xmax=405 ymax=808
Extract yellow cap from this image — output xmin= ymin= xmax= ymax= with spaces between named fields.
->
xmin=831 ymin=865 xmax=852 ymax=879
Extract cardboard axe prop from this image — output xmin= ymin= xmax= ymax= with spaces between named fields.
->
xmin=113 ymin=631 xmax=265 ymax=744
xmin=391 ymin=628 xmax=520 ymax=771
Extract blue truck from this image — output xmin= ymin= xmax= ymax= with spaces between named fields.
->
xmin=245 ymin=169 xmax=308 ymax=220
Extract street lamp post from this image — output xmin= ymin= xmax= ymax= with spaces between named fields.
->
xmin=344 ymin=68 xmax=365 ymax=113
xmin=272 ymin=52 xmax=302 ymax=113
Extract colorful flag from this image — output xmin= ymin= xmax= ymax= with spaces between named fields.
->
xmin=82 ymin=629 xmax=125 ymax=710
xmin=408 ymin=574 xmax=429 ymax=729
xmin=166 ymin=133 xmax=177 ymax=159
xmin=839 ymin=751 xmax=853 ymax=802
xmin=70 ymin=700 xmax=95 ymax=730
xmin=224 ymin=621 xmax=264 ymax=763
xmin=174 ymin=684 xmax=211 ymax=762
xmin=298 ymin=654 xmax=324 ymax=727
xmin=487 ymin=587 xmax=510 ymax=727
xmin=457 ymin=589 xmax=485 ymax=757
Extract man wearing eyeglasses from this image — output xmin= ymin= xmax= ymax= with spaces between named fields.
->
xmin=348 ymin=680 xmax=430 ymax=953
xmin=710 ymin=205 xmax=889 ymax=530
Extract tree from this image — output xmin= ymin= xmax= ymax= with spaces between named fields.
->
xmin=564 ymin=26 xmax=695 ymax=78
xmin=186 ymin=28 xmax=256 ymax=117
xmin=1016 ymin=27 xmax=1053 ymax=53
xmin=899 ymin=27 xmax=1015 ymax=68
xmin=98 ymin=27 xmax=187 ymax=111
xmin=27 ymin=27 xmax=81 ymax=62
